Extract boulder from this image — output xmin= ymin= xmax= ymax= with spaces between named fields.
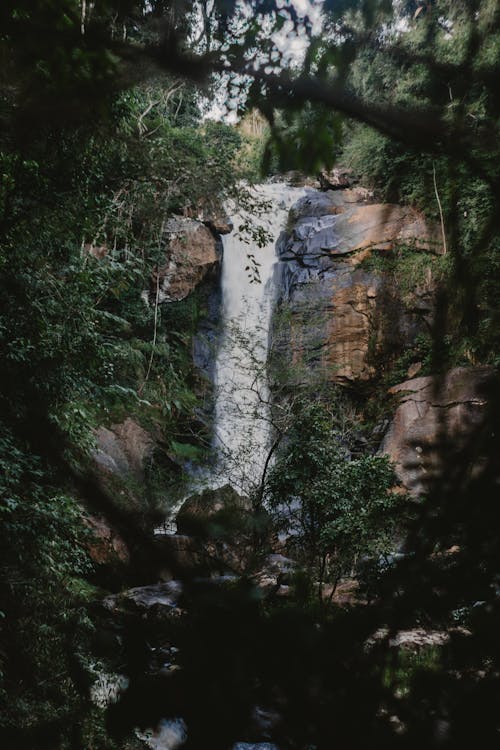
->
xmin=176 ymin=484 xmax=252 ymax=537
xmin=103 ymin=581 xmax=183 ymax=618
xmin=289 ymin=188 xmax=373 ymax=222
xmin=280 ymin=201 xmax=440 ymax=265
xmin=153 ymin=533 xmax=204 ymax=576
xmin=90 ymin=418 xmax=156 ymax=514
xmin=318 ymin=167 xmax=356 ymax=191
xmin=380 ymin=366 xmax=494 ymax=494
xmin=252 ymin=554 xmax=298 ymax=585
xmin=174 ymin=486 xmax=269 ymax=574
xmin=202 ymin=212 xmax=233 ymax=235
xmin=251 ymin=554 xmax=298 ymax=598
xmin=366 ymin=627 xmax=455 ymax=651
xmin=85 ymin=513 xmax=130 ymax=565
xmin=94 ymin=418 xmax=155 ymax=480
xmin=150 ymin=218 xmax=221 ymax=303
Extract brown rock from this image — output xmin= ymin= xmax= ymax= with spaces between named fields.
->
xmin=333 ymin=203 xmax=441 ymax=255
xmin=202 ymin=213 xmax=233 ymax=235
xmin=176 ymin=484 xmax=251 ymax=536
xmin=318 ymin=167 xmax=355 ymax=191
xmin=154 ymin=533 xmax=204 ymax=575
xmin=85 ymin=514 xmax=130 ymax=565
xmin=274 ymin=190 xmax=439 ymax=384
xmin=91 ymin=418 xmax=155 ymax=513
xmin=152 ymin=218 xmax=221 ymax=303
xmin=93 ymin=418 xmax=154 ymax=480
xmin=103 ymin=581 xmax=183 ymax=618
xmin=407 ymin=361 xmax=423 ymax=379
xmin=324 ymin=272 xmax=380 ymax=381
xmin=380 ymin=366 xmax=494 ymax=494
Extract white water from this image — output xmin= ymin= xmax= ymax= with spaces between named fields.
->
xmin=209 ymin=182 xmax=306 ymax=495
xmin=155 ymin=182 xmax=305 ymax=533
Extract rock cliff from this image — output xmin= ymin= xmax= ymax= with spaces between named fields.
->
xmin=272 ymin=188 xmax=441 ymax=384
xmin=273 ymin=184 xmax=496 ymax=497
xmin=149 ymin=217 xmax=223 ymax=303
xmin=380 ymin=366 xmax=494 ymax=494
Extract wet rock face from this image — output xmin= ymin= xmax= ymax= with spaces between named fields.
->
xmin=273 ymin=190 xmax=439 ymax=384
xmin=380 ymin=366 xmax=495 ymax=494
xmin=150 ymin=218 xmax=222 ymax=303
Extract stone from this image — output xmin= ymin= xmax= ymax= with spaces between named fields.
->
xmin=318 ymin=167 xmax=356 ymax=191
xmin=150 ymin=218 xmax=221 ymax=303
xmin=174 ymin=486 xmax=269 ymax=574
xmin=90 ymin=418 xmax=156 ymax=514
xmin=281 ymin=202 xmax=440 ymax=264
xmin=103 ymin=581 xmax=183 ymax=617
xmin=176 ymin=484 xmax=251 ymax=537
xmin=153 ymin=533 xmax=204 ymax=576
xmin=202 ymin=213 xmax=233 ymax=235
xmin=380 ymin=366 xmax=495 ymax=494
xmin=94 ymin=418 xmax=155 ymax=480
xmin=136 ymin=718 xmax=187 ymax=750
xmin=289 ymin=188 xmax=373 ymax=222
xmin=273 ymin=189 xmax=439 ymax=384
xmin=252 ymin=554 xmax=298 ymax=585
xmin=84 ymin=513 xmax=130 ymax=565
xmin=366 ymin=627 xmax=464 ymax=651
xmin=407 ymin=361 xmax=423 ymax=379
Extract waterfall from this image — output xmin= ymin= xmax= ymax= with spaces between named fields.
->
xmin=209 ymin=182 xmax=306 ymax=495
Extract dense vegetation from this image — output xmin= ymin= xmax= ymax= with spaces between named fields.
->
xmin=0 ymin=71 xmax=249 ymax=745
xmin=0 ymin=1 xmax=499 ymax=748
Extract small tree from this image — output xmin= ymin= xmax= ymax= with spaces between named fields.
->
xmin=266 ymin=400 xmax=403 ymax=601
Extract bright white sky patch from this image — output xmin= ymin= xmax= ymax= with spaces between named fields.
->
xmin=203 ymin=0 xmax=324 ymax=122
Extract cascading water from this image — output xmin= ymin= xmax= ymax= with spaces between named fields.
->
xmin=209 ymin=182 xmax=306 ymax=495
xmin=156 ymin=182 xmax=306 ymax=533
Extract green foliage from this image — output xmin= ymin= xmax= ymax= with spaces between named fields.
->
xmin=0 ymin=426 xmax=97 ymax=744
xmin=262 ymin=104 xmax=343 ymax=175
xmin=337 ymin=1 xmax=500 ymax=364
xmin=360 ymin=244 xmax=450 ymax=302
xmin=267 ymin=399 xmax=404 ymax=587
xmin=382 ymin=645 xmax=442 ymax=698
xmin=0 ymin=76 xmax=243 ymax=746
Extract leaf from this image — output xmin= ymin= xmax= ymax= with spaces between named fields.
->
xmin=170 ymin=440 xmax=202 ymax=460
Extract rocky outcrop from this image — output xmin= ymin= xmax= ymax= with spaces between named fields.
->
xmin=103 ymin=580 xmax=183 ymax=618
xmin=90 ymin=418 xmax=156 ymax=515
xmin=380 ymin=366 xmax=494 ymax=494
xmin=85 ymin=513 xmax=130 ymax=565
xmin=94 ymin=418 xmax=155 ymax=480
xmin=150 ymin=218 xmax=222 ymax=303
xmin=318 ymin=166 xmax=357 ymax=191
xmin=171 ymin=485 xmax=261 ymax=575
xmin=273 ymin=189 xmax=440 ymax=384
xmin=153 ymin=533 xmax=204 ymax=577
xmin=176 ymin=484 xmax=252 ymax=537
